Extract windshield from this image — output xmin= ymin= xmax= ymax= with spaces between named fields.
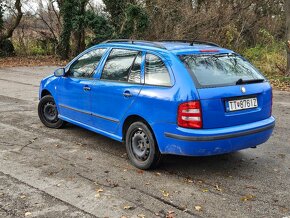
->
xmin=179 ymin=54 xmax=265 ymax=88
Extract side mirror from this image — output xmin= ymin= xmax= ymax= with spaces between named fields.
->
xmin=54 ymin=68 xmax=65 ymax=77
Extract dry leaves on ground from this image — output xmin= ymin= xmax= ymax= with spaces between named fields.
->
xmin=0 ymin=56 xmax=66 ymax=68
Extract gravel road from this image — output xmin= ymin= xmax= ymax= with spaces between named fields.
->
xmin=0 ymin=66 xmax=289 ymax=218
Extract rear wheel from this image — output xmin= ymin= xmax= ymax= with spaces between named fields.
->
xmin=125 ymin=122 xmax=162 ymax=170
xmin=38 ymin=95 xmax=65 ymax=128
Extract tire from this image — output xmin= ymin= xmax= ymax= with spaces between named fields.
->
xmin=125 ymin=121 xmax=162 ymax=170
xmin=38 ymin=95 xmax=65 ymax=129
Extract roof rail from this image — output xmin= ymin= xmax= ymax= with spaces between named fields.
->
xmin=159 ymin=39 xmax=220 ymax=47
xmin=102 ymin=39 xmax=167 ymax=50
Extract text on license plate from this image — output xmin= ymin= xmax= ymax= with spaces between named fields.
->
xmin=228 ymin=97 xmax=258 ymax=111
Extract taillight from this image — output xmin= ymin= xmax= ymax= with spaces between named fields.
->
xmin=178 ymin=101 xmax=202 ymax=129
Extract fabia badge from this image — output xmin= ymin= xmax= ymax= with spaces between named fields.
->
xmin=241 ymin=86 xmax=246 ymax=93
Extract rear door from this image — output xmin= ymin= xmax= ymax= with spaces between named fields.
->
xmin=180 ymin=54 xmax=272 ymax=129
xmin=91 ymin=48 xmax=144 ymax=133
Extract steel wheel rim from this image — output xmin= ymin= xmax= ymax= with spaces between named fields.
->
xmin=131 ymin=128 xmax=151 ymax=161
xmin=43 ymin=101 xmax=58 ymax=123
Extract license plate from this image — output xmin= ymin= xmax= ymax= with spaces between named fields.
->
xmin=227 ymin=97 xmax=258 ymax=112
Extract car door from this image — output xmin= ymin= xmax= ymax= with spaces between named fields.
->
xmin=58 ymin=48 xmax=107 ymax=126
xmin=91 ymin=48 xmax=144 ymax=133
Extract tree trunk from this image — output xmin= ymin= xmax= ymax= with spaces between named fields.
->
xmin=0 ymin=0 xmax=23 ymax=42
xmin=286 ymin=0 xmax=290 ymax=76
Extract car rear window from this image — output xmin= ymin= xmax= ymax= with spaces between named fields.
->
xmin=180 ymin=54 xmax=265 ymax=88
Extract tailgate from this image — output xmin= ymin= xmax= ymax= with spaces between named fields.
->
xmin=198 ymin=82 xmax=272 ymax=129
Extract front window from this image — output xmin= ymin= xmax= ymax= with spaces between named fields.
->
xmin=68 ymin=48 xmax=106 ymax=78
xmin=180 ymin=54 xmax=265 ymax=87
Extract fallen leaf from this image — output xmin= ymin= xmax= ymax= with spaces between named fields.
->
xmin=240 ymin=194 xmax=255 ymax=202
xmin=215 ymin=184 xmax=222 ymax=192
xmin=137 ymin=214 xmax=145 ymax=218
xmin=194 ymin=205 xmax=202 ymax=211
xmin=166 ymin=210 xmax=175 ymax=218
xmin=96 ymin=189 xmax=103 ymax=193
xmin=95 ymin=193 xmax=101 ymax=198
xmin=186 ymin=179 xmax=194 ymax=183
xmin=123 ymin=205 xmax=134 ymax=210
xmin=155 ymin=172 xmax=161 ymax=176
xmin=87 ymin=157 xmax=92 ymax=161
xmin=160 ymin=190 xmax=170 ymax=197
xmin=137 ymin=170 xmax=144 ymax=174
xmin=202 ymin=189 xmax=208 ymax=193
xmin=25 ymin=212 xmax=32 ymax=217
xmin=20 ymin=195 xmax=26 ymax=199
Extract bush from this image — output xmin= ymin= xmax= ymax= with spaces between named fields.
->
xmin=242 ymin=41 xmax=285 ymax=77
xmin=0 ymin=39 xmax=15 ymax=57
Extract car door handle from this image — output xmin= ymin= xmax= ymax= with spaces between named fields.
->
xmin=83 ymin=86 xmax=91 ymax=91
xmin=123 ymin=90 xmax=133 ymax=98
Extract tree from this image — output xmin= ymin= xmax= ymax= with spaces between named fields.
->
xmin=56 ymin=0 xmax=76 ymax=59
xmin=286 ymin=0 xmax=290 ymax=75
xmin=0 ymin=0 xmax=23 ymax=56
xmin=71 ymin=0 xmax=89 ymax=56
xmin=103 ymin=0 xmax=149 ymax=38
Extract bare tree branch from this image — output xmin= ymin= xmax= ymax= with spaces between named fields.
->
xmin=0 ymin=0 xmax=23 ymax=41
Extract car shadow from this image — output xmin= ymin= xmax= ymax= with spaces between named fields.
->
xmin=63 ymin=123 xmax=260 ymax=178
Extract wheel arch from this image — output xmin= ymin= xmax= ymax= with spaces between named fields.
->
xmin=122 ymin=115 xmax=156 ymax=142
xmin=41 ymin=89 xmax=52 ymax=98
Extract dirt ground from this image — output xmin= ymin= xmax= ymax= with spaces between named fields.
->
xmin=0 ymin=66 xmax=289 ymax=218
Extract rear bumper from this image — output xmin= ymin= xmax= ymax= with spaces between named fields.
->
xmin=153 ymin=116 xmax=275 ymax=156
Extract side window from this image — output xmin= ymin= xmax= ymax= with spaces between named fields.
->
xmin=68 ymin=48 xmax=106 ymax=78
xmin=145 ymin=53 xmax=171 ymax=86
xmin=101 ymin=49 xmax=139 ymax=82
xmin=128 ymin=52 xmax=142 ymax=83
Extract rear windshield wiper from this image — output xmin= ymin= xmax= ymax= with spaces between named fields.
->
xmin=236 ymin=78 xmax=265 ymax=85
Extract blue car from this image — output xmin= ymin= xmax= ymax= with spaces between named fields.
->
xmin=38 ymin=40 xmax=275 ymax=169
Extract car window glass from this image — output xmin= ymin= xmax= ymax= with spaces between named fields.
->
xmin=128 ymin=52 xmax=142 ymax=83
xmin=101 ymin=49 xmax=139 ymax=82
xmin=68 ymin=48 xmax=106 ymax=78
xmin=145 ymin=53 xmax=171 ymax=86
xmin=180 ymin=54 xmax=265 ymax=87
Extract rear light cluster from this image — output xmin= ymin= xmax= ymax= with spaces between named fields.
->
xmin=178 ymin=101 xmax=202 ymax=129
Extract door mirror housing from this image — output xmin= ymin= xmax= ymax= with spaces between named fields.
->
xmin=54 ymin=68 xmax=65 ymax=77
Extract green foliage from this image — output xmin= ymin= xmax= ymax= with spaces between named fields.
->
xmin=57 ymin=0 xmax=78 ymax=59
xmin=13 ymin=38 xmax=56 ymax=56
xmin=242 ymin=40 xmax=286 ymax=77
xmin=85 ymin=10 xmax=113 ymax=44
xmin=120 ymin=3 xmax=149 ymax=38
xmin=103 ymin=0 xmax=127 ymax=33
xmin=103 ymin=1 xmax=149 ymax=38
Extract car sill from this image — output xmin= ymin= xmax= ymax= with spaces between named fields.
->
xmin=59 ymin=104 xmax=119 ymax=123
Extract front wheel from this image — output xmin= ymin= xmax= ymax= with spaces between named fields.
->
xmin=38 ymin=95 xmax=65 ymax=129
xmin=125 ymin=122 xmax=162 ymax=170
